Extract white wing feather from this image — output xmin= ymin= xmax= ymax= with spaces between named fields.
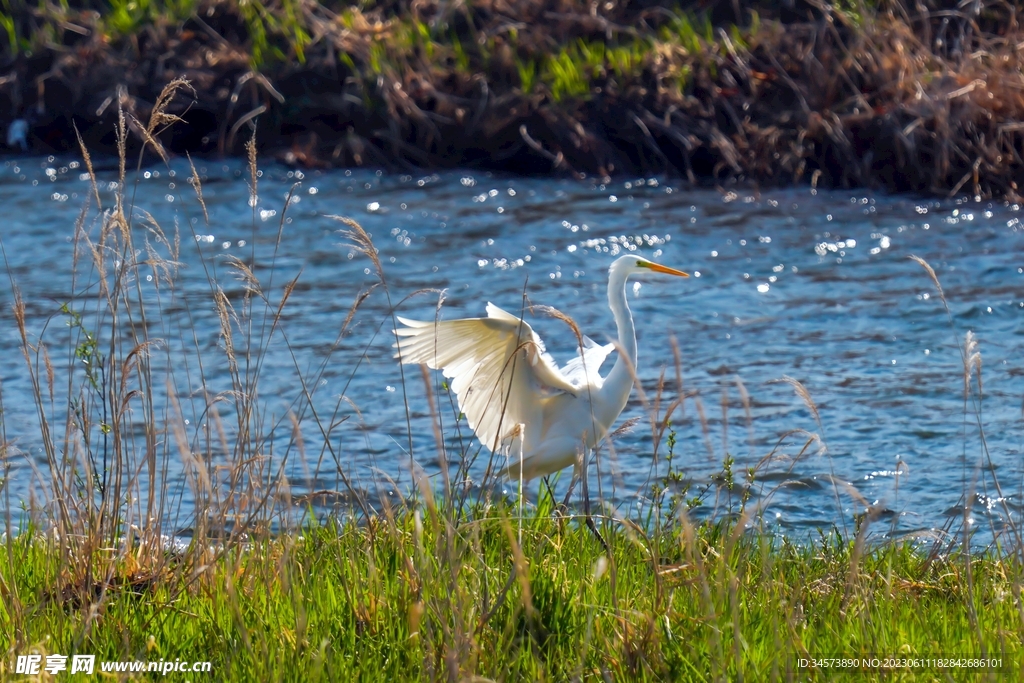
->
xmin=559 ymin=335 xmax=614 ymax=388
xmin=394 ymin=304 xmax=578 ymax=452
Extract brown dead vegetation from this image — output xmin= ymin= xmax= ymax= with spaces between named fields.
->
xmin=1 ymin=1 xmax=1024 ymax=197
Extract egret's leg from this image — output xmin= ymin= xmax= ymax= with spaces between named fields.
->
xmin=582 ymin=479 xmax=610 ymax=555
xmin=560 ymin=469 xmax=578 ymax=510
xmin=578 ymin=448 xmax=610 ymax=555
xmin=540 ymin=477 xmax=559 ymax=513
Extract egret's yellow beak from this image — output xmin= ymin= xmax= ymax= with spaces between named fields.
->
xmin=645 ymin=262 xmax=689 ymax=277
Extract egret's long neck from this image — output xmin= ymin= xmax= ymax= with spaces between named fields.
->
xmin=604 ymin=264 xmax=637 ymax=404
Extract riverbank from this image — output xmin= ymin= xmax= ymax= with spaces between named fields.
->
xmin=1 ymin=1 xmax=1024 ymax=197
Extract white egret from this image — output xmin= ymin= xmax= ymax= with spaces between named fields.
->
xmin=393 ymin=255 xmax=689 ymax=480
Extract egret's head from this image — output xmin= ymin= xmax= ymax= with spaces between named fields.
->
xmin=613 ymin=255 xmax=689 ymax=278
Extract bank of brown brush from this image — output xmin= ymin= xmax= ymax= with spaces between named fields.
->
xmin=2 ymin=0 xmax=1024 ymax=197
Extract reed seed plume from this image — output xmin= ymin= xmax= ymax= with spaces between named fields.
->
xmin=214 ymin=287 xmax=237 ymax=369
xmin=11 ymin=283 xmax=28 ymax=353
xmin=187 ymin=153 xmax=209 ymax=225
xmin=116 ymin=101 xmax=127 ymax=189
xmin=147 ymin=78 xmax=195 ymax=136
xmin=130 ymin=112 xmax=170 ymax=164
xmin=141 ymin=241 xmax=182 ymax=290
xmin=775 ymin=375 xmax=821 ymax=429
xmin=42 ymin=344 xmax=54 ymax=404
xmin=341 ymin=285 xmax=377 ymax=336
xmin=531 ymin=304 xmax=584 ymax=350
xmin=136 ymin=208 xmax=179 ymax=276
xmin=332 ymin=215 xmax=383 ymax=281
xmin=246 ymin=129 xmax=258 ymax=206
xmin=276 ymin=273 xmax=300 ymax=318
xmin=910 ymin=255 xmax=949 ymax=311
xmin=72 ymin=191 xmax=91 ymax=277
xmin=225 ymin=255 xmax=262 ymax=296
xmin=73 ymin=122 xmax=102 ymax=211
xmin=608 ymin=416 xmax=641 ymax=440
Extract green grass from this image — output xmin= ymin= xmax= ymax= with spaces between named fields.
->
xmin=537 ymin=39 xmax=654 ymax=102
xmin=237 ymin=0 xmax=310 ymax=66
xmin=105 ymin=0 xmax=199 ymax=37
xmin=3 ymin=501 xmax=1021 ymax=681
xmin=0 ymin=0 xmax=759 ymax=98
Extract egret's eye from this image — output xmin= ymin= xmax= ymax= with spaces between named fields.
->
xmin=636 ymin=259 xmax=644 ymax=267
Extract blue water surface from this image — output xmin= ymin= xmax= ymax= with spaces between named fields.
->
xmin=1 ymin=156 xmax=1022 ymax=544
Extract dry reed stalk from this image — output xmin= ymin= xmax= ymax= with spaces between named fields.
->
xmin=214 ymin=288 xmax=238 ymax=372
xmin=73 ymin=123 xmax=102 ymax=211
xmin=187 ymin=153 xmax=209 ymax=225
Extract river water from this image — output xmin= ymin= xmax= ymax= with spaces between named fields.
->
xmin=1 ymin=156 xmax=1023 ymax=544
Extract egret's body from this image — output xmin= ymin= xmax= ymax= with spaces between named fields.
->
xmin=394 ymin=255 xmax=688 ymax=480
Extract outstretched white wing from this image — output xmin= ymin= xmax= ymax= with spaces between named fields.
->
xmin=559 ymin=335 xmax=614 ymax=388
xmin=394 ymin=303 xmax=578 ymax=452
